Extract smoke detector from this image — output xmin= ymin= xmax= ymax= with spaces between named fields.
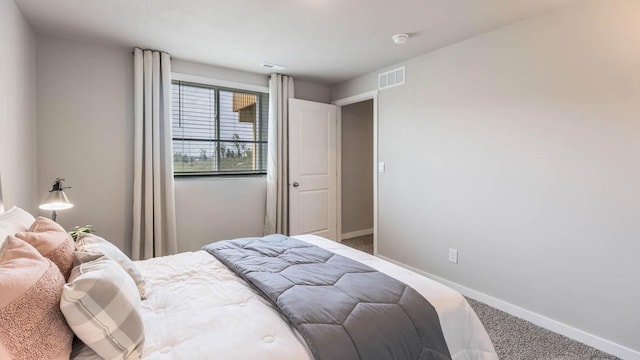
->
xmin=392 ymin=33 xmax=409 ymax=45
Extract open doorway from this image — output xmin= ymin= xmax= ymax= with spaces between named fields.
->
xmin=340 ymin=99 xmax=374 ymax=253
xmin=334 ymin=91 xmax=378 ymax=255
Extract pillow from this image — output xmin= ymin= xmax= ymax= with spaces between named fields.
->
xmin=0 ymin=206 xmax=36 ymax=248
xmin=15 ymin=217 xmax=75 ymax=279
xmin=76 ymin=233 xmax=146 ymax=298
xmin=0 ymin=236 xmax=73 ymax=360
xmin=0 ymin=221 xmax=12 ymax=249
xmin=0 ymin=206 xmax=35 ymax=230
xmin=61 ymin=252 xmax=144 ymax=360
xmin=28 ymin=215 xmax=66 ymax=232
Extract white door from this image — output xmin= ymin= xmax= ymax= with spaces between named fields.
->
xmin=289 ymin=99 xmax=337 ymax=240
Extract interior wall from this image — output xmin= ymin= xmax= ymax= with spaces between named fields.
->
xmin=341 ymin=100 xmax=373 ymax=236
xmin=172 ymin=59 xmax=269 ymax=87
xmin=332 ymin=0 xmax=640 ymax=354
xmin=0 ymin=0 xmax=37 ymax=212
xmin=36 ymin=35 xmax=134 ymax=253
xmin=173 ymin=177 xmax=266 ymax=252
xmin=295 ymin=80 xmax=331 ymax=104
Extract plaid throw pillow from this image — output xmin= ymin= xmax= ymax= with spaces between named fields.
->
xmin=75 ymin=233 xmax=146 ymax=298
xmin=60 ymin=252 xmax=144 ymax=360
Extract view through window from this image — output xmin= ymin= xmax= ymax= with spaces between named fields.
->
xmin=171 ymin=80 xmax=269 ymax=175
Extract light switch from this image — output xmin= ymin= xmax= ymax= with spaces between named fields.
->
xmin=448 ymin=249 xmax=458 ymax=264
xmin=378 ymin=162 xmax=386 ymax=173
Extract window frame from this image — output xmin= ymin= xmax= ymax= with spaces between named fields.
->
xmin=171 ymin=73 xmax=270 ymax=177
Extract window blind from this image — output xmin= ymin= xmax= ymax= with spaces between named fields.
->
xmin=171 ymin=80 xmax=269 ymax=175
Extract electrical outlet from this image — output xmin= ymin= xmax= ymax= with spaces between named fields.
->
xmin=448 ymin=248 xmax=458 ymax=264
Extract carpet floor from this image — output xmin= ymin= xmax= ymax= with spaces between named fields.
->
xmin=341 ymin=234 xmax=374 ymax=254
xmin=341 ymin=235 xmax=619 ymax=360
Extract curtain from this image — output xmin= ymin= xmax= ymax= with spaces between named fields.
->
xmin=132 ymin=48 xmax=178 ymax=260
xmin=264 ymin=74 xmax=294 ymax=235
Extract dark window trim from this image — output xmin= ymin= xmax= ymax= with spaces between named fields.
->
xmin=174 ymin=172 xmax=267 ymax=178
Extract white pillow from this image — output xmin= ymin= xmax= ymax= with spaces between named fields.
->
xmin=75 ymin=233 xmax=146 ymax=298
xmin=0 ymin=221 xmax=12 ymax=249
xmin=0 ymin=206 xmax=36 ymax=248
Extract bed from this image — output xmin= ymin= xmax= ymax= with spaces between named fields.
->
xmin=72 ymin=234 xmax=497 ymax=360
xmin=0 ymin=201 xmax=497 ymax=360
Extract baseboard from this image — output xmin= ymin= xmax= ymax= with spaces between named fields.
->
xmin=341 ymin=228 xmax=373 ymax=240
xmin=376 ymin=255 xmax=640 ymax=360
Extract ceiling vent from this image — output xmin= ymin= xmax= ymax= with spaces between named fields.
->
xmin=378 ymin=66 xmax=405 ymax=91
xmin=261 ymin=62 xmax=287 ymax=71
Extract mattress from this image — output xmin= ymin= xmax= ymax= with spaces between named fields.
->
xmin=72 ymin=234 xmax=497 ymax=360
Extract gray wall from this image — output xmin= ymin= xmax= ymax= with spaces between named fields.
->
xmin=174 ymin=177 xmax=266 ymax=252
xmin=0 ymin=0 xmax=37 ymax=212
xmin=36 ymin=36 xmax=134 ymax=253
xmin=295 ymin=80 xmax=331 ymax=104
xmin=34 ymin=39 xmax=331 ymax=254
xmin=172 ymin=58 xmax=268 ymax=87
xmin=341 ymin=100 xmax=373 ymax=236
xmin=332 ymin=0 xmax=640 ymax=353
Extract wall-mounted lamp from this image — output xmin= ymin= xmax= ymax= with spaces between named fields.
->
xmin=39 ymin=178 xmax=73 ymax=222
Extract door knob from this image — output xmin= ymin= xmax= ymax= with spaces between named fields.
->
xmin=292 ymin=182 xmax=299 ymax=187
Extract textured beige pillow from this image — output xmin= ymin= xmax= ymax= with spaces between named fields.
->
xmin=16 ymin=217 xmax=75 ymax=279
xmin=0 ymin=236 xmax=73 ymax=360
xmin=76 ymin=233 xmax=146 ymax=297
xmin=61 ymin=252 xmax=144 ymax=360
xmin=28 ymin=215 xmax=65 ymax=232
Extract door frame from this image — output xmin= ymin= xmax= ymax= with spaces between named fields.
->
xmin=332 ymin=90 xmax=379 ymax=255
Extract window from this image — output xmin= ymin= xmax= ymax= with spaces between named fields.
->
xmin=171 ymin=80 xmax=269 ymax=176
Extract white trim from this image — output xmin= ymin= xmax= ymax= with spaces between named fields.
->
xmin=336 ymin=107 xmax=342 ymax=243
xmin=341 ymin=228 xmax=374 ymax=240
xmin=377 ymin=254 xmax=640 ymax=360
xmin=332 ymin=90 xmax=379 ymax=107
xmin=332 ymin=90 xmax=379 ymax=255
xmin=171 ymin=72 xmax=269 ymax=93
xmin=372 ymin=95 xmax=378 ymax=255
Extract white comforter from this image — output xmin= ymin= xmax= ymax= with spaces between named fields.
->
xmin=74 ymin=235 xmax=497 ymax=360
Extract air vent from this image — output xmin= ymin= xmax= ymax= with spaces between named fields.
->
xmin=378 ymin=66 xmax=405 ymax=90
xmin=261 ymin=62 xmax=287 ymax=71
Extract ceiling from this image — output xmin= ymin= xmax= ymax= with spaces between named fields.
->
xmin=15 ymin=0 xmax=577 ymax=85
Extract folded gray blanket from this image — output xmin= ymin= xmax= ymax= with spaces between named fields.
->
xmin=203 ymin=235 xmax=451 ymax=360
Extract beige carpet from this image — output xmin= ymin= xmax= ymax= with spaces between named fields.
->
xmin=341 ymin=234 xmax=373 ymax=254
xmin=340 ymin=235 xmax=619 ymax=360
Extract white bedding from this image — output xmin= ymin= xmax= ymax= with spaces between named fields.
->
xmin=73 ymin=235 xmax=497 ymax=360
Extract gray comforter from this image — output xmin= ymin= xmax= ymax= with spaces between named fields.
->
xmin=203 ymin=235 xmax=451 ymax=360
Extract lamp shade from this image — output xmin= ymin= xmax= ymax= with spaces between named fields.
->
xmin=39 ymin=190 xmax=73 ymax=211
xmin=39 ymin=178 xmax=73 ymax=212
